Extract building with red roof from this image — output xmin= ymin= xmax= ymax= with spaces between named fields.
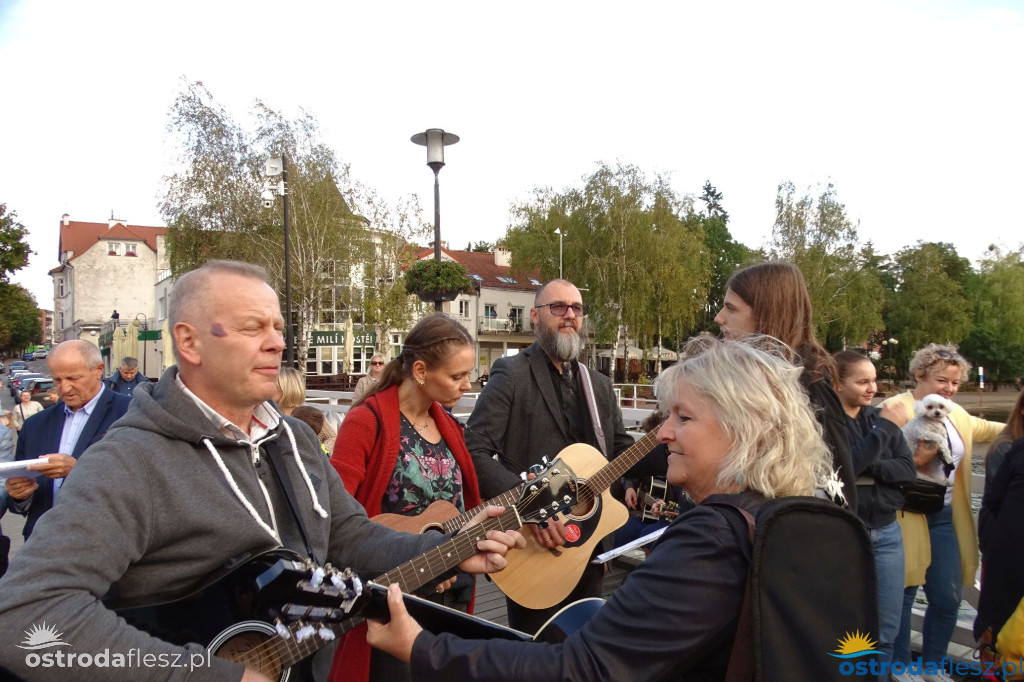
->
xmin=49 ymin=214 xmax=169 ymax=346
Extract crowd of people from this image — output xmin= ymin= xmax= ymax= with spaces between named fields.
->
xmin=0 ymin=257 xmax=1020 ymax=682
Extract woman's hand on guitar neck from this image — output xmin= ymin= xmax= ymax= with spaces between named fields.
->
xmin=367 ymin=583 xmax=424 ymax=663
xmin=456 ymin=505 xmax=527 ymax=574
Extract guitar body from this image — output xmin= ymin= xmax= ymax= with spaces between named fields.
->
xmin=111 ymin=549 xmax=318 ymax=682
xmin=492 ymin=443 xmax=628 ymax=610
xmin=371 ymin=499 xmax=461 ymax=534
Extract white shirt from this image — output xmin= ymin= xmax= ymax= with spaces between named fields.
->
xmin=53 ymin=384 xmax=108 ymax=498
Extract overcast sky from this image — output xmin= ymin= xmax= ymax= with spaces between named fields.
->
xmin=1 ymin=0 xmax=1021 ymax=310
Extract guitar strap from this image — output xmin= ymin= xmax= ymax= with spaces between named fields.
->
xmin=263 ymin=440 xmax=319 ymax=565
xmin=577 ymin=364 xmax=607 ymax=458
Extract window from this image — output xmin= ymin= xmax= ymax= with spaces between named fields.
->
xmin=484 ymin=304 xmax=497 ymax=318
xmin=59 ymin=313 xmax=64 ymax=330
xmin=107 ymin=242 xmax=121 ymax=256
xmin=496 ymin=276 xmax=518 ymax=284
xmin=459 ymin=300 xmax=471 ymax=318
xmin=58 ymin=279 xmax=64 ymax=297
xmin=509 ymin=307 xmax=524 ymax=329
xmin=470 ymin=274 xmax=483 ymax=282
xmin=530 ymin=278 xmax=542 ymax=286
xmin=126 ymin=243 xmax=138 ymax=257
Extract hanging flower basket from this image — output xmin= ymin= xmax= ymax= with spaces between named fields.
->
xmin=403 ymin=259 xmax=474 ymax=303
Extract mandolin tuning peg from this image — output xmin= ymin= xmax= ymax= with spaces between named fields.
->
xmin=318 ymin=627 xmax=336 ymax=641
xmin=541 ymin=456 xmax=549 ymax=465
xmin=310 ymin=566 xmax=326 ymax=588
xmin=520 ymin=471 xmax=528 ymax=481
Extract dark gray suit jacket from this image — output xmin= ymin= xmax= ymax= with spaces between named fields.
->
xmin=465 ymin=342 xmax=634 ymax=498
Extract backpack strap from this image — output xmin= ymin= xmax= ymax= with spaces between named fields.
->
xmin=707 ymin=501 xmax=757 ymax=682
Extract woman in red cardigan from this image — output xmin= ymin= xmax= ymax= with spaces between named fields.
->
xmin=329 ymin=313 xmax=482 ymax=682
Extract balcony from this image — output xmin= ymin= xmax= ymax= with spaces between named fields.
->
xmin=478 ymin=318 xmax=531 ymax=335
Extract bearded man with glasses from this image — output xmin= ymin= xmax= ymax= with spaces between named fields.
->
xmin=465 ymin=278 xmax=635 ymax=634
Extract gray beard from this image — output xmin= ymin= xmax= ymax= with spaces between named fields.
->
xmin=537 ymin=321 xmax=586 ymax=363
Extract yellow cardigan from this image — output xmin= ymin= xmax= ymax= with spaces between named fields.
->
xmin=881 ymin=390 xmax=1003 ymax=587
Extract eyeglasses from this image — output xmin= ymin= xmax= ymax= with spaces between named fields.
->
xmin=535 ymin=302 xmax=590 ymax=317
xmin=933 ymin=350 xmax=963 ymax=362
xmin=370 ymin=361 xmax=385 ymax=366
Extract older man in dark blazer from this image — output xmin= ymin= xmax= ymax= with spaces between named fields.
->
xmin=4 ymin=340 xmax=131 ymax=539
xmin=466 ymin=279 xmax=635 ymax=633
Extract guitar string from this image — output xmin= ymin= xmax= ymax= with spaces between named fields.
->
xmin=233 ymin=441 xmax=644 ymax=669
xmin=572 ymin=430 xmax=662 ymax=509
xmin=237 ymin=486 xmax=553 ymax=667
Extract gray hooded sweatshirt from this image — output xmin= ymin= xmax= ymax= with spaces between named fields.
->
xmin=0 ymin=367 xmax=445 ymax=681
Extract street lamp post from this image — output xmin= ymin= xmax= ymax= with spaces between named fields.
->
xmin=881 ymin=337 xmax=899 ymax=391
xmin=135 ymin=313 xmax=149 ymax=377
xmin=554 ymin=228 xmax=563 ymax=279
xmin=411 ymin=128 xmax=459 ymax=312
xmin=263 ymin=156 xmax=294 ymax=368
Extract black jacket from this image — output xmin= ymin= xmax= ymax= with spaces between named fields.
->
xmin=975 ymin=437 xmax=1024 ymax=639
xmin=801 ymin=373 xmax=858 ymax=511
xmin=410 ymin=493 xmax=769 ymax=682
xmin=844 ymin=406 xmax=916 ymax=529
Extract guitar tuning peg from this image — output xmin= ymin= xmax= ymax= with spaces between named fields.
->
xmin=330 ymin=572 xmax=345 ymax=588
xmin=295 ymin=623 xmax=315 ymax=642
xmin=310 ymin=566 xmax=326 ymax=587
xmin=274 ymin=619 xmax=291 ymax=639
xmin=318 ymin=627 xmax=336 ymax=641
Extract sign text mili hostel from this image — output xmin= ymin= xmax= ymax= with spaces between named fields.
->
xmin=311 ymin=330 xmax=377 ymax=347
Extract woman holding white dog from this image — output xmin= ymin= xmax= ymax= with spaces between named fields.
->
xmin=881 ymin=343 xmax=1003 ymax=682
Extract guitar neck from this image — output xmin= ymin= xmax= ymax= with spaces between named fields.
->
xmin=273 ymin=507 xmax=526 ymax=670
xmin=376 ymin=506 xmax=522 ymax=594
xmin=578 ymin=429 xmax=662 ymax=505
xmin=442 ymin=489 xmax=521 ymax=535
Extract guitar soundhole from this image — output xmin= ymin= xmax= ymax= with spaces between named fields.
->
xmin=212 ymin=629 xmax=284 ymax=681
xmin=569 ymin=497 xmax=594 ymax=518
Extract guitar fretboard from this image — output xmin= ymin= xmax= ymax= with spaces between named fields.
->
xmin=577 ymin=429 xmax=662 ymax=507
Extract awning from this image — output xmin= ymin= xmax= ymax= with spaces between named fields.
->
xmin=596 ymin=344 xmax=643 ymax=360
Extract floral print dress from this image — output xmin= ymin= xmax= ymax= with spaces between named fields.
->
xmin=381 ymin=414 xmax=465 ymax=516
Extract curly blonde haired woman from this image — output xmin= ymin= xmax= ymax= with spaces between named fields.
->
xmin=881 ymin=343 xmax=1003 ymax=681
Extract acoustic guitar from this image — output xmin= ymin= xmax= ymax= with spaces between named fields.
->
xmin=111 ymin=459 xmax=579 ymax=681
xmin=374 ymin=429 xmax=663 ymax=610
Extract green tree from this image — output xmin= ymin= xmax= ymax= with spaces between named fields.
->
xmin=0 ymin=203 xmax=31 ymax=283
xmin=504 ymin=163 xmax=709 ymax=375
xmin=698 ymin=182 xmax=748 ymax=332
xmin=769 ymin=181 xmax=883 ymax=350
xmin=887 ymin=242 xmax=973 ymax=352
xmin=467 ymin=241 xmax=494 ymax=253
xmin=0 ymin=284 xmax=41 ymax=352
xmin=351 ymin=186 xmax=429 ymax=354
xmin=161 ymin=80 xmax=373 ymax=363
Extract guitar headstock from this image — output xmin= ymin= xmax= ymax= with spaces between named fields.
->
xmin=515 ymin=457 xmax=578 ymax=526
xmin=252 ymin=557 xmax=369 ymax=641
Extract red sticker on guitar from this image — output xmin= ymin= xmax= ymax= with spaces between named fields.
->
xmin=564 ymin=524 xmax=581 ymax=542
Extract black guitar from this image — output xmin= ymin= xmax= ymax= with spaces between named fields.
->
xmin=111 ymin=457 xmax=582 ymax=681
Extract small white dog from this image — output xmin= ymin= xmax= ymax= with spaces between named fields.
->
xmin=901 ymin=393 xmax=956 ymax=476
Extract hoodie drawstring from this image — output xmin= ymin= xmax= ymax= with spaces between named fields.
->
xmin=280 ymin=419 xmax=329 ymax=519
xmin=203 ymin=437 xmax=281 ymax=544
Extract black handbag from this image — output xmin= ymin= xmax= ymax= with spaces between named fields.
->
xmin=901 ymin=476 xmax=947 ymax=515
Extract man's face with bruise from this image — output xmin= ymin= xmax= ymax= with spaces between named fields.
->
xmin=179 ymin=272 xmax=286 ymax=418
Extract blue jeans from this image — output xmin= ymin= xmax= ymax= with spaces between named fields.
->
xmin=873 ymin=520 xmax=905 ymax=671
xmin=893 ymin=505 xmax=963 ymax=666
